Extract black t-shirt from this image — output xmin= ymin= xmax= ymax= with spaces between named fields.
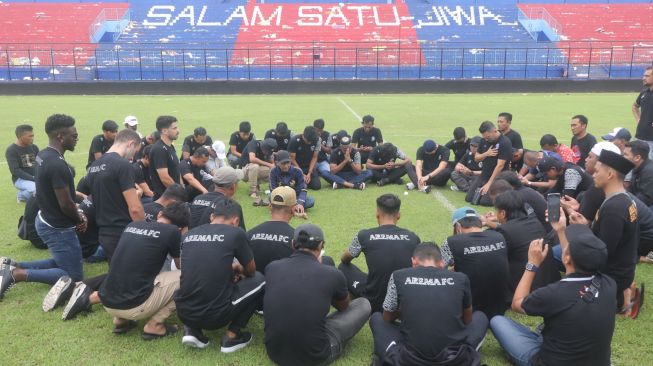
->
xmin=264 ymin=129 xmax=291 ymax=151
xmin=347 ymin=224 xmax=420 ymax=312
xmin=288 ymin=135 xmax=319 ymax=168
xmin=445 ymin=138 xmax=470 ymax=164
xmin=504 ymin=129 xmax=524 ymax=151
xmin=477 ymin=135 xmax=512 ymax=179
xmin=180 ymin=159 xmax=209 ymax=187
xmin=143 ymin=201 xmax=164 ymax=222
xmin=5 ymin=143 xmax=39 ymax=183
xmin=264 ymin=251 xmax=348 ymax=366
xmin=240 ymin=140 xmax=270 ymax=166
xmin=383 ymin=266 xmax=471 ymax=360
xmin=571 ymin=134 xmax=597 ymax=169
xmin=229 ymin=131 xmax=254 ymax=154
xmin=352 ymin=127 xmax=383 ymax=148
xmin=148 ymin=140 xmax=180 ymax=198
xmin=190 ymin=191 xmax=246 ymax=231
xmin=442 ymin=231 xmax=510 ymax=318
xmin=515 ymin=186 xmax=550 ymax=231
xmin=132 ymin=161 xmax=147 ymax=185
xmin=329 ymin=147 xmax=361 ymax=173
xmin=175 ymin=223 xmax=254 ymax=323
xmin=181 ymin=134 xmax=213 ymax=157
xmin=247 ymin=220 xmax=294 ymax=274
xmin=550 ymin=163 xmax=593 ymax=199
xmin=579 ymin=184 xmax=605 ymax=222
xmin=76 ymin=175 xmax=91 ymax=196
xmin=100 ymin=221 xmax=181 ymax=309
xmin=35 ymin=148 xmax=77 ymax=228
xmin=86 ymin=152 xmax=136 ymax=228
xmin=495 ymin=216 xmax=561 ymax=293
xmin=635 ymin=88 xmax=653 ymax=140
xmin=416 ymin=145 xmax=449 ymax=173
xmin=592 ymin=193 xmax=639 ymax=290
xmin=87 ymin=134 xmax=113 ymax=168
xmin=457 ymin=150 xmax=481 ymax=171
xmin=523 ymin=273 xmax=616 ymax=366
xmin=316 ymin=130 xmax=330 ymax=162
xmin=368 ymin=146 xmax=408 ymax=166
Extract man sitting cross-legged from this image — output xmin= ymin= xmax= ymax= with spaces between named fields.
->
xmin=370 ymin=243 xmax=488 ymax=365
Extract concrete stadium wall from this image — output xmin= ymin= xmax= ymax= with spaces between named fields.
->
xmin=0 ymin=79 xmax=641 ymax=95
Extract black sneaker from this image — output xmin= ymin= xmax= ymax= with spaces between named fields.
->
xmin=220 ymin=331 xmax=253 ymax=353
xmin=182 ymin=326 xmax=210 ymax=349
xmin=0 ymin=262 xmax=15 ymax=300
xmin=61 ymin=283 xmax=92 ymax=320
xmin=42 ymin=276 xmax=74 ymax=312
xmin=422 ymin=186 xmax=432 ymax=194
xmin=0 ymin=257 xmax=17 ymax=268
xmin=377 ymin=178 xmax=389 ymax=187
xmin=355 ymin=182 xmax=366 ymax=191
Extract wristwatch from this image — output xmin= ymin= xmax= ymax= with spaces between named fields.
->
xmin=525 ymin=263 xmax=539 ymax=273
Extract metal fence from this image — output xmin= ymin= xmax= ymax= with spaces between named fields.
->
xmin=0 ymin=43 xmax=651 ymax=81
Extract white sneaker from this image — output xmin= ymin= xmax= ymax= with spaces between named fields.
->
xmin=332 ymin=182 xmax=339 ymax=190
xmin=406 ymin=182 xmax=415 ymax=190
xmin=450 ymin=185 xmax=460 ymax=192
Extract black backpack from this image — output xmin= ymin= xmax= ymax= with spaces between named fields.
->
xmin=17 ymin=196 xmax=46 ymax=249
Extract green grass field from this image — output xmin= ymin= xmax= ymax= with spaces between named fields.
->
xmin=0 ymin=93 xmax=650 ymax=365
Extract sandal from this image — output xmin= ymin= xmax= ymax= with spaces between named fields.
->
xmin=142 ymin=323 xmax=178 ymax=341
xmin=112 ymin=320 xmax=138 ymax=334
xmin=630 ymin=283 xmax=645 ymax=320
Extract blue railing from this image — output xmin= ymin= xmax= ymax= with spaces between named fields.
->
xmin=0 ymin=43 xmax=651 ymax=81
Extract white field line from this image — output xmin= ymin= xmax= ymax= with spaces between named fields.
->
xmin=433 ymin=190 xmax=456 ymax=213
xmin=336 ymin=97 xmax=361 ymax=121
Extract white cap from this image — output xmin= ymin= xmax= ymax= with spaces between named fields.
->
xmin=124 ymin=115 xmax=138 ymax=126
xmin=590 ymin=141 xmax=621 ymax=157
xmin=212 ymin=140 xmax=227 ymax=160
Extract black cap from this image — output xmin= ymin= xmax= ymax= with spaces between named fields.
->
xmin=340 ymin=135 xmax=351 ymax=146
xmin=293 ymin=224 xmax=325 ymax=250
xmin=566 ymin=224 xmax=608 ymax=273
xmin=598 ymin=150 xmax=634 ymax=175
xmin=274 ymin=150 xmax=291 ymax=163
xmin=261 ymin=138 xmax=278 ymax=154
xmin=537 ymin=156 xmax=564 ymax=172
xmin=470 ymin=136 xmax=482 ymax=146
xmin=276 ymin=122 xmax=289 ymax=137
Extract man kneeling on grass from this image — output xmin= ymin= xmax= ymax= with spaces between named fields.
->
xmin=490 ymin=222 xmax=616 ymax=366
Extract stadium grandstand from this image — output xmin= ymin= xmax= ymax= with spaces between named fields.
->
xmin=0 ymin=0 xmax=651 ymax=80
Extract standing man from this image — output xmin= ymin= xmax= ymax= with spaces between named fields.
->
xmin=87 ymin=129 xmax=144 ymax=261
xmin=329 ymin=135 xmax=371 ymax=190
xmin=264 ymin=122 xmax=292 ymax=151
xmin=288 ymin=126 xmax=322 ymax=190
xmin=180 ymin=147 xmax=211 ymax=201
xmin=497 ymin=112 xmax=524 ymax=170
xmin=624 ymin=140 xmax=653 ymax=208
xmin=466 ymin=121 xmax=512 ymax=206
xmin=264 ymin=224 xmax=371 ymax=366
xmin=366 ymin=143 xmax=419 ymax=188
xmin=181 ymin=127 xmax=213 ymax=160
xmin=176 ymin=199 xmax=264 ymax=352
xmin=339 ymin=194 xmax=420 ymax=312
xmin=1 ymin=114 xmax=86 ymax=298
xmin=149 ymin=116 xmax=181 ymax=200
xmin=441 ymin=207 xmax=510 ymax=318
xmin=370 ymin=243 xmax=488 ymax=365
xmin=491 ymin=225 xmax=616 ymax=366
xmin=241 ymin=138 xmax=277 ymax=205
xmin=87 ymin=120 xmax=118 ymax=169
xmin=247 ymin=186 xmax=296 ymax=274
xmin=632 ymin=66 xmax=653 ymax=159
xmin=269 ymin=150 xmax=315 ymax=214
xmin=5 ymin=124 xmax=39 ymax=202
xmin=412 ymin=139 xmax=452 ymax=192
xmin=352 ymin=115 xmax=383 ymax=163
xmin=228 ymin=121 xmax=255 ymax=168
xmin=570 ymin=115 xmax=597 ymax=169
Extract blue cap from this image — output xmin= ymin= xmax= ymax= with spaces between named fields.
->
xmin=451 ymin=206 xmax=480 ymax=225
xmin=423 ymin=140 xmax=437 ymax=153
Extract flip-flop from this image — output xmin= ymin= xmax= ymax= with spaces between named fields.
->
xmin=142 ymin=323 xmax=178 ymax=341
xmin=112 ymin=320 xmax=138 ymax=334
xmin=631 ymin=283 xmax=645 ymax=320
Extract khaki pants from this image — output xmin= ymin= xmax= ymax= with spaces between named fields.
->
xmin=104 ymin=270 xmax=180 ymax=324
xmin=242 ymin=163 xmax=270 ymax=195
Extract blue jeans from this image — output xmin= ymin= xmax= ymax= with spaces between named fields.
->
xmin=316 ymin=160 xmax=335 ymax=183
xmin=551 ymin=244 xmax=566 ymax=272
xmin=14 ymin=178 xmax=36 ymax=202
xmin=490 ymin=316 xmax=542 ymax=366
xmin=332 ymin=170 xmax=373 ymax=186
xmin=26 ymin=215 xmax=84 ymax=284
xmin=303 ymin=196 xmax=315 ymax=209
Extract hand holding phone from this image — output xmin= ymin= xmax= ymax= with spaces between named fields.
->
xmin=547 ymin=193 xmax=561 ymax=223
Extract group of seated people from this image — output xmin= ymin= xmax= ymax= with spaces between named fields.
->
xmin=1 ymin=111 xmax=651 ymax=366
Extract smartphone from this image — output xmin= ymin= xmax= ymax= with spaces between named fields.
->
xmin=547 ymin=193 xmax=561 ymax=222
